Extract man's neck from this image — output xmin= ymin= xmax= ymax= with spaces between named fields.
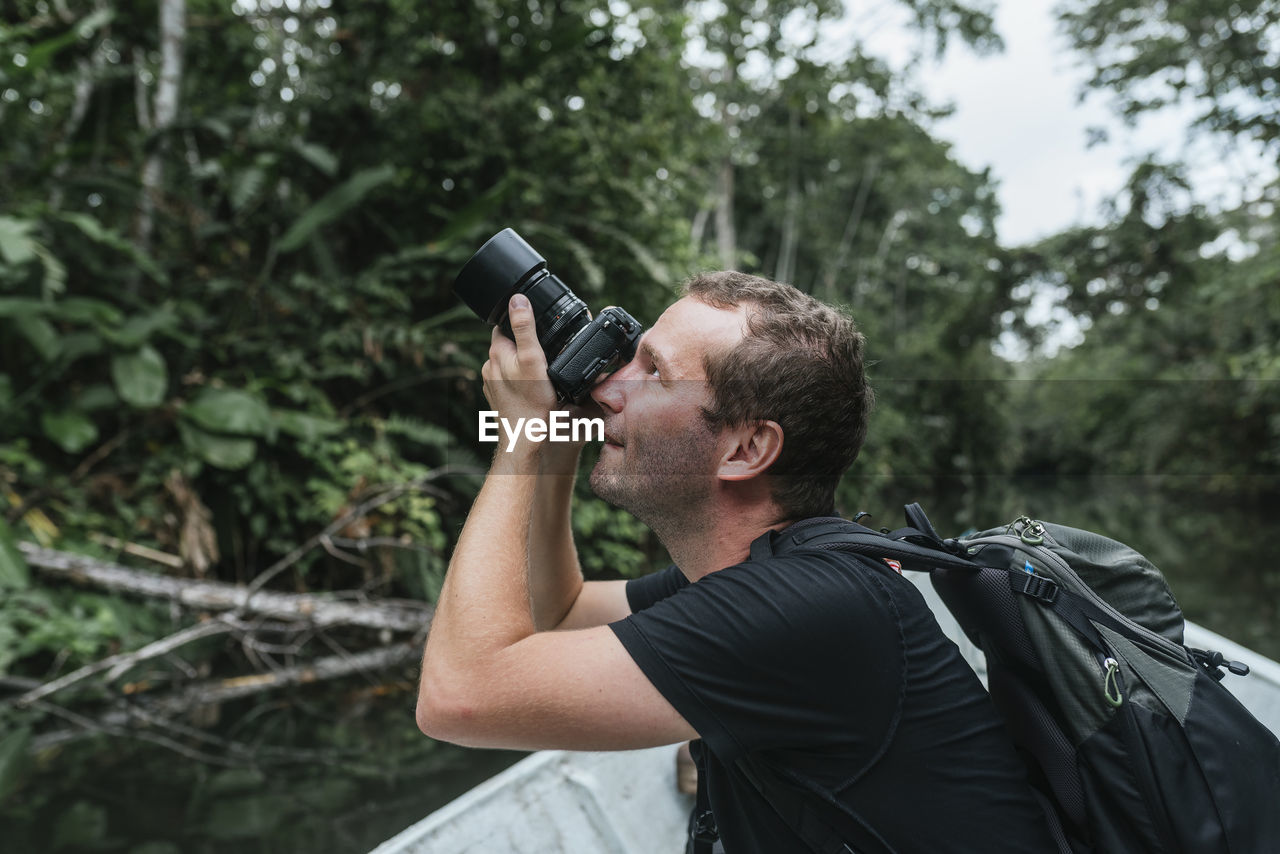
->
xmin=661 ymin=502 xmax=797 ymax=582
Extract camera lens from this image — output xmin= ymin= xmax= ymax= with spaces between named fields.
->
xmin=454 ymin=228 xmax=591 ymax=358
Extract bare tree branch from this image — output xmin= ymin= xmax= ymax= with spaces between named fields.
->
xmin=26 ymin=642 xmax=420 ymax=755
xmin=18 ymin=544 xmax=435 ymax=633
xmin=11 ymin=618 xmax=236 ymax=709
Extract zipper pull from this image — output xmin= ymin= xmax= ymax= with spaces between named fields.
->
xmin=1103 ymin=657 xmax=1124 ymax=707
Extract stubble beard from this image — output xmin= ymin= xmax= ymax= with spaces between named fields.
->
xmin=589 ymin=425 xmax=720 ymax=543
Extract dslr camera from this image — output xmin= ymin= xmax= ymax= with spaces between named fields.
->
xmin=454 ymin=228 xmax=644 ymax=404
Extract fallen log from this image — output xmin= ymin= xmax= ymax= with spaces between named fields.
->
xmin=18 ymin=543 xmax=435 ymax=633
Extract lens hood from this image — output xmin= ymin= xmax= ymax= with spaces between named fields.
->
xmin=454 ymin=228 xmax=548 ymax=325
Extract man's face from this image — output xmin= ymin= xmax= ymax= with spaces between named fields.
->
xmin=587 ymin=297 xmax=749 ymax=526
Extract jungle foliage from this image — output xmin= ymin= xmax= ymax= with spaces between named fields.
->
xmin=0 ymin=0 xmax=1276 ymax=851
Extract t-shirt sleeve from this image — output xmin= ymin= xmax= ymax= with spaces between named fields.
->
xmin=610 ymin=553 xmax=903 ymax=762
xmin=625 ymin=564 xmax=688 ymax=613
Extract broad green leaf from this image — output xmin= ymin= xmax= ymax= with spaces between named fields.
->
xmin=200 ymin=794 xmax=289 ymax=839
xmin=184 ymin=388 xmax=273 ymax=437
xmin=110 ymin=346 xmax=168 ymax=407
xmin=34 ymin=244 xmax=67 ymax=296
xmin=99 ymin=305 xmax=178 ymax=349
xmin=51 ymin=800 xmax=109 ymax=849
xmin=16 ymin=317 xmax=60 ymax=361
xmin=0 ymin=727 xmax=31 ymax=800
xmin=50 ymin=296 xmax=123 ymax=326
xmin=59 ymin=213 xmax=167 ymax=285
xmin=77 ymin=383 xmax=119 ymax=411
xmin=41 ymin=410 xmax=99 ymax=454
xmin=178 ymin=422 xmax=257 ymax=470
xmin=273 ymin=409 xmax=342 ymax=442
xmin=58 ymin=331 xmax=106 ymax=364
xmin=382 ymin=416 xmax=453 ymax=448
xmin=278 ymin=164 xmax=396 ymax=252
xmin=230 ymin=166 xmax=266 ymax=213
xmin=427 ymin=175 xmax=515 ymax=251
xmin=292 ymin=140 xmax=339 ymax=176
xmin=0 ymin=518 xmax=30 ymax=590
xmin=0 ymin=298 xmax=48 ymax=318
xmin=0 ymin=216 xmax=37 ymax=266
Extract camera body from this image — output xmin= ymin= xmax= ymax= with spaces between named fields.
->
xmin=454 ymin=228 xmax=643 ymax=403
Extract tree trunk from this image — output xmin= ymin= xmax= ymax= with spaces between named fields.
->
xmin=133 ymin=0 xmax=186 ymax=289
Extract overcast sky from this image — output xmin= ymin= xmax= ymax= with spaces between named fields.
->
xmin=885 ymin=0 xmax=1276 ymax=247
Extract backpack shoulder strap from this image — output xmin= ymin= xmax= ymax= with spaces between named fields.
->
xmin=735 ymin=756 xmax=867 ymax=854
xmin=765 ymin=512 xmax=978 ymax=575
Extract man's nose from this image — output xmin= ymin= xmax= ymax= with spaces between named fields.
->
xmin=590 ymin=362 xmax=630 ymax=413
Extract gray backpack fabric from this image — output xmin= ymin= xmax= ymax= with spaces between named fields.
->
xmin=762 ymin=505 xmax=1280 ymax=853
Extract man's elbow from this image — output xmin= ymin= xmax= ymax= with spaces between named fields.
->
xmin=415 ymin=668 xmax=483 ymax=746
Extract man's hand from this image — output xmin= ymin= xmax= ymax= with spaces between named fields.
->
xmin=481 ymin=294 xmax=601 ymax=465
xmin=481 ymin=294 xmax=557 ymax=429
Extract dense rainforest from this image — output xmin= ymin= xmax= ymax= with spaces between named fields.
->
xmin=1 ymin=1 xmax=1276 ymax=851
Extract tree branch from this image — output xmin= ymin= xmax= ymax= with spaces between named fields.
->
xmin=18 ymin=544 xmax=435 ymax=633
xmin=11 ymin=617 xmax=235 ymax=709
xmin=26 ymin=642 xmax=420 ymax=755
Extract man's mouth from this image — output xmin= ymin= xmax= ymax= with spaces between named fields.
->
xmin=603 ymin=433 xmax=624 ymax=448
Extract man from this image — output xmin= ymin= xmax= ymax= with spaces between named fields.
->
xmin=417 ymin=272 xmax=1054 ymax=852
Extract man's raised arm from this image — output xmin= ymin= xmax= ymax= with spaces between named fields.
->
xmin=415 ymin=294 xmax=694 ymax=751
xmin=529 ymin=443 xmax=630 ymax=630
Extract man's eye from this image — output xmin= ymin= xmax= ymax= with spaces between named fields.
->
xmin=647 ymin=364 xmax=661 ymax=378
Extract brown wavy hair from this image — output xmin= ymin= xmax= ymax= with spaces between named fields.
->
xmin=684 ymin=271 xmax=873 ymax=519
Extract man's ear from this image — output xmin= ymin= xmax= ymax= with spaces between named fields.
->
xmin=717 ymin=420 xmax=784 ymax=482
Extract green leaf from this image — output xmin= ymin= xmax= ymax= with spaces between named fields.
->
xmin=0 ymin=374 xmax=11 ymax=408
xmin=0 ymin=298 xmax=49 ymax=318
xmin=57 ymin=331 xmax=106 ymax=363
xmin=59 ymin=213 xmax=168 ymax=285
xmin=111 ymin=346 xmax=168 ymax=407
xmin=34 ymin=243 xmax=67 ymax=297
xmin=17 ymin=317 xmax=60 ymax=361
xmin=0 ymin=726 xmax=31 ymax=800
xmin=51 ymin=800 xmax=109 ymax=850
xmin=278 ymin=164 xmax=396 ymax=252
xmin=41 ymin=410 xmax=99 ymax=454
xmin=199 ymin=793 xmax=289 ymax=839
xmin=230 ymin=166 xmax=266 ymax=213
xmin=99 ymin=304 xmax=178 ymax=349
xmin=0 ymin=216 xmax=37 ymax=266
xmin=178 ymin=422 xmax=257 ymax=470
xmin=50 ymin=296 xmax=123 ymax=326
xmin=184 ymin=388 xmax=273 ymax=437
xmin=0 ymin=518 xmax=30 ymax=590
xmin=292 ymin=140 xmax=339 ymax=177
xmin=273 ymin=409 xmax=342 ymax=442
xmin=427 ymin=175 xmax=515 ymax=252
xmin=382 ymin=415 xmax=454 ymax=448
xmin=77 ymin=383 xmax=119 ymax=411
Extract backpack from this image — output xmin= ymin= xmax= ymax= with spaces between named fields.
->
xmin=698 ymin=505 xmax=1280 ymax=854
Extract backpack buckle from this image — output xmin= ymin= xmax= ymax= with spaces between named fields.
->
xmin=1017 ymin=573 xmax=1059 ymax=604
xmin=690 ymin=809 xmax=719 ymax=844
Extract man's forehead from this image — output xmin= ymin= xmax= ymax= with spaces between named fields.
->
xmin=646 ymin=297 xmax=748 ymax=368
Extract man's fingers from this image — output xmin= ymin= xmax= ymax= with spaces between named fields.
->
xmin=508 ymin=295 xmax=541 ymax=357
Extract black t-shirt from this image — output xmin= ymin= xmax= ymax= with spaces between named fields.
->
xmin=609 ymin=542 xmax=1055 ymax=854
